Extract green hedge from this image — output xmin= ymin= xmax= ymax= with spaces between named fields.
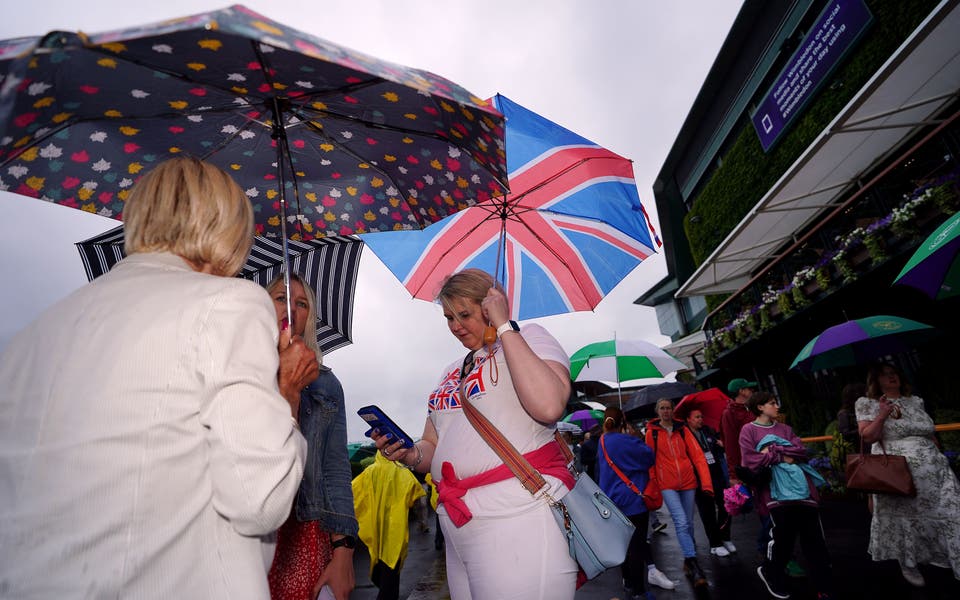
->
xmin=685 ymin=0 xmax=940 ymax=304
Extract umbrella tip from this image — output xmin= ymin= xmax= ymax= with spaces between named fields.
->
xmin=38 ymin=30 xmax=84 ymax=49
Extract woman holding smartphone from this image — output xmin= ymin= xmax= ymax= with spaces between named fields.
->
xmin=373 ymin=268 xmax=576 ymax=600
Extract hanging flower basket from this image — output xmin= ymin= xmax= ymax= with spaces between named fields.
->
xmin=815 ymin=265 xmax=832 ymax=291
xmin=863 ymin=231 xmax=887 ymax=263
xmin=777 ymin=291 xmax=794 ymax=317
xmin=758 ymin=304 xmax=773 ymax=332
xmin=930 ymin=182 xmax=959 ymax=215
xmin=791 ymin=284 xmax=810 ymax=308
xmin=833 ymin=251 xmax=858 ymax=284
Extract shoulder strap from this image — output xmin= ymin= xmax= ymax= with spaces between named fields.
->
xmin=600 ymin=434 xmax=641 ymax=495
xmin=458 ymin=371 xmax=551 ymax=497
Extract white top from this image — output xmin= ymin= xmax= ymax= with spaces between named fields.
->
xmin=428 ymin=323 xmax=570 ymax=518
xmin=0 ymin=252 xmax=306 ymax=599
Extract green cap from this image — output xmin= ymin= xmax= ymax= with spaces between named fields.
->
xmin=727 ymin=378 xmax=758 ymax=393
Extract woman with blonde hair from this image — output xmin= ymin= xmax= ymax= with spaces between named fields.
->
xmin=373 ymin=268 xmax=577 ymax=599
xmin=0 ymin=156 xmax=310 ymax=599
xmin=266 ymin=273 xmax=358 ymax=600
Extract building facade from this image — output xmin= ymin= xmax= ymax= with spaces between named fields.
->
xmin=641 ymin=0 xmax=960 ymax=434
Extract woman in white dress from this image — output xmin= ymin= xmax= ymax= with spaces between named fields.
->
xmin=371 ymin=269 xmax=578 ymax=600
xmin=856 ymin=362 xmax=960 ymax=587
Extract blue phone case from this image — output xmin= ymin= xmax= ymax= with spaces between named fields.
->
xmin=357 ymin=405 xmax=415 ymax=448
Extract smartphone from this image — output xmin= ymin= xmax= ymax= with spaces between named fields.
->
xmin=357 ymin=405 xmax=415 ymax=449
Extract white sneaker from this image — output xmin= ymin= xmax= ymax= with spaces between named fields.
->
xmin=722 ymin=541 xmax=737 ymax=553
xmin=710 ymin=545 xmax=730 ymax=557
xmin=647 ymin=567 xmax=676 ymax=590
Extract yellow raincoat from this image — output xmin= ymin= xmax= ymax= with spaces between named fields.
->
xmin=424 ymin=473 xmax=439 ymax=510
xmin=352 ymin=452 xmax=426 ymax=574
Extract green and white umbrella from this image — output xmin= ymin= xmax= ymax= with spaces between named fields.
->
xmin=569 ymin=339 xmax=686 ymax=407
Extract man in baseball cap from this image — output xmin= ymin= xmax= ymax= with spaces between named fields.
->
xmin=727 ymin=378 xmax=758 ymax=395
xmin=720 ymin=378 xmax=758 ymax=472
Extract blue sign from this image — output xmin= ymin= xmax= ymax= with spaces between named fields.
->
xmin=751 ymin=0 xmax=873 ymax=152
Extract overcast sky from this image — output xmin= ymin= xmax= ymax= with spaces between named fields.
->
xmin=0 ymin=0 xmax=742 ymax=441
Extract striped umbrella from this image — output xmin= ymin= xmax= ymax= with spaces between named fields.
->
xmin=77 ymin=225 xmax=363 ymax=354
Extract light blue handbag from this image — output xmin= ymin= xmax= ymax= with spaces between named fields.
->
xmin=548 ymin=469 xmax=636 ymax=579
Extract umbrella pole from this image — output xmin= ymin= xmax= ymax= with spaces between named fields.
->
xmin=270 ymin=97 xmax=296 ymax=333
xmin=614 ymin=332 xmax=622 ymax=410
xmin=494 ymin=212 xmax=507 ymax=289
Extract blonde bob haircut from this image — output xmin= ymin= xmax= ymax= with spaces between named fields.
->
xmin=435 ymin=268 xmax=504 ymax=324
xmin=266 ymin=273 xmax=324 ymax=366
xmin=123 ymin=156 xmax=254 ymax=277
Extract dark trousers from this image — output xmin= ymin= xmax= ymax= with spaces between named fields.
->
xmin=766 ymin=505 xmax=833 ymax=594
xmin=695 ymin=488 xmax=730 ymax=546
xmin=371 ymin=560 xmax=401 ymax=600
xmin=757 ymin=512 xmax=772 ymax=554
xmin=622 ymin=511 xmax=651 ymax=593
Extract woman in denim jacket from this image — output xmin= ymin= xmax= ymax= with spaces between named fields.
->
xmin=267 ymin=274 xmax=359 ymax=600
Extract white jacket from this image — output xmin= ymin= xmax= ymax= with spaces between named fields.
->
xmin=0 ymin=252 xmax=306 ymax=599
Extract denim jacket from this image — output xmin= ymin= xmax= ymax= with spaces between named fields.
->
xmin=294 ymin=367 xmax=359 ymax=537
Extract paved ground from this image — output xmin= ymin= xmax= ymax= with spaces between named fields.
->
xmin=350 ymin=498 xmax=960 ymax=599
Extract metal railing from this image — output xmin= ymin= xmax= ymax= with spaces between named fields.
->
xmin=799 ymin=422 xmax=960 ymax=444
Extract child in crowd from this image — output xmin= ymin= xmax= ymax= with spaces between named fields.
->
xmin=739 ymin=392 xmax=833 ymax=600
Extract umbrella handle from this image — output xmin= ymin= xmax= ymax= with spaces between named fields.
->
xmin=483 ymin=325 xmax=497 ymax=344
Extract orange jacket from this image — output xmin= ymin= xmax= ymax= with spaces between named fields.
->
xmin=645 ymin=420 xmax=713 ymax=494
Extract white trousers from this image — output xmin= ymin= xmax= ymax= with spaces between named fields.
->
xmin=439 ymin=502 xmax=578 ymax=599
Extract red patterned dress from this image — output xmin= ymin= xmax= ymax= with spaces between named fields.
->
xmin=268 ymin=514 xmax=334 ymax=600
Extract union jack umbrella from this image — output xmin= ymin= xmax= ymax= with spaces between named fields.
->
xmin=76 ymin=224 xmax=363 ymax=354
xmin=361 ymin=94 xmax=659 ymax=320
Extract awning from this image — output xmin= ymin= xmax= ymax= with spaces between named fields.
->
xmin=662 ymin=330 xmax=706 ymax=370
xmin=677 ymin=1 xmax=960 ymax=298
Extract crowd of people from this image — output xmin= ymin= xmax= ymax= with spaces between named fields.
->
xmin=576 ymin=372 xmax=960 ymax=600
xmin=1 ymin=156 xmax=958 ymax=599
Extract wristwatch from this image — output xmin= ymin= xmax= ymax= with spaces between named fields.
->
xmin=331 ymin=535 xmax=356 ymax=550
xmin=496 ymin=320 xmax=520 ymax=337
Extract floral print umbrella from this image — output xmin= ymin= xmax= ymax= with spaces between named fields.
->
xmin=0 ymin=4 xmax=508 ymax=240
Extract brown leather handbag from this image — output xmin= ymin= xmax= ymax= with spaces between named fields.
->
xmin=845 ymin=439 xmax=916 ymax=497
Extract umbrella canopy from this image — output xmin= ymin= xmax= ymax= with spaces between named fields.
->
xmin=77 ymin=224 xmax=363 ymax=354
xmin=347 ymin=442 xmax=377 ymax=463
xmin=622 ymin=381 xmax=697 ymax=414
xmin=570 ymin=339 xmax=686 ymax=383
xmin=571 ymin=400 xmax=607 ymax=411
xmin=893 ymin=211 xmax=960 ymax=299
xmin=673 ymin=387 xmax=730 ymax=431
xmin=562 ymin=409 xmax=604 ymax=432
xmin=361 ymin=93 xmax=658 ymax=319
xmin=0 ymin=4 xmax=507 ymax=240
xmin=555 ymin=421 xmax=583 ymax=436
xmin=789 ymin=315 xmax=940 ymax=372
